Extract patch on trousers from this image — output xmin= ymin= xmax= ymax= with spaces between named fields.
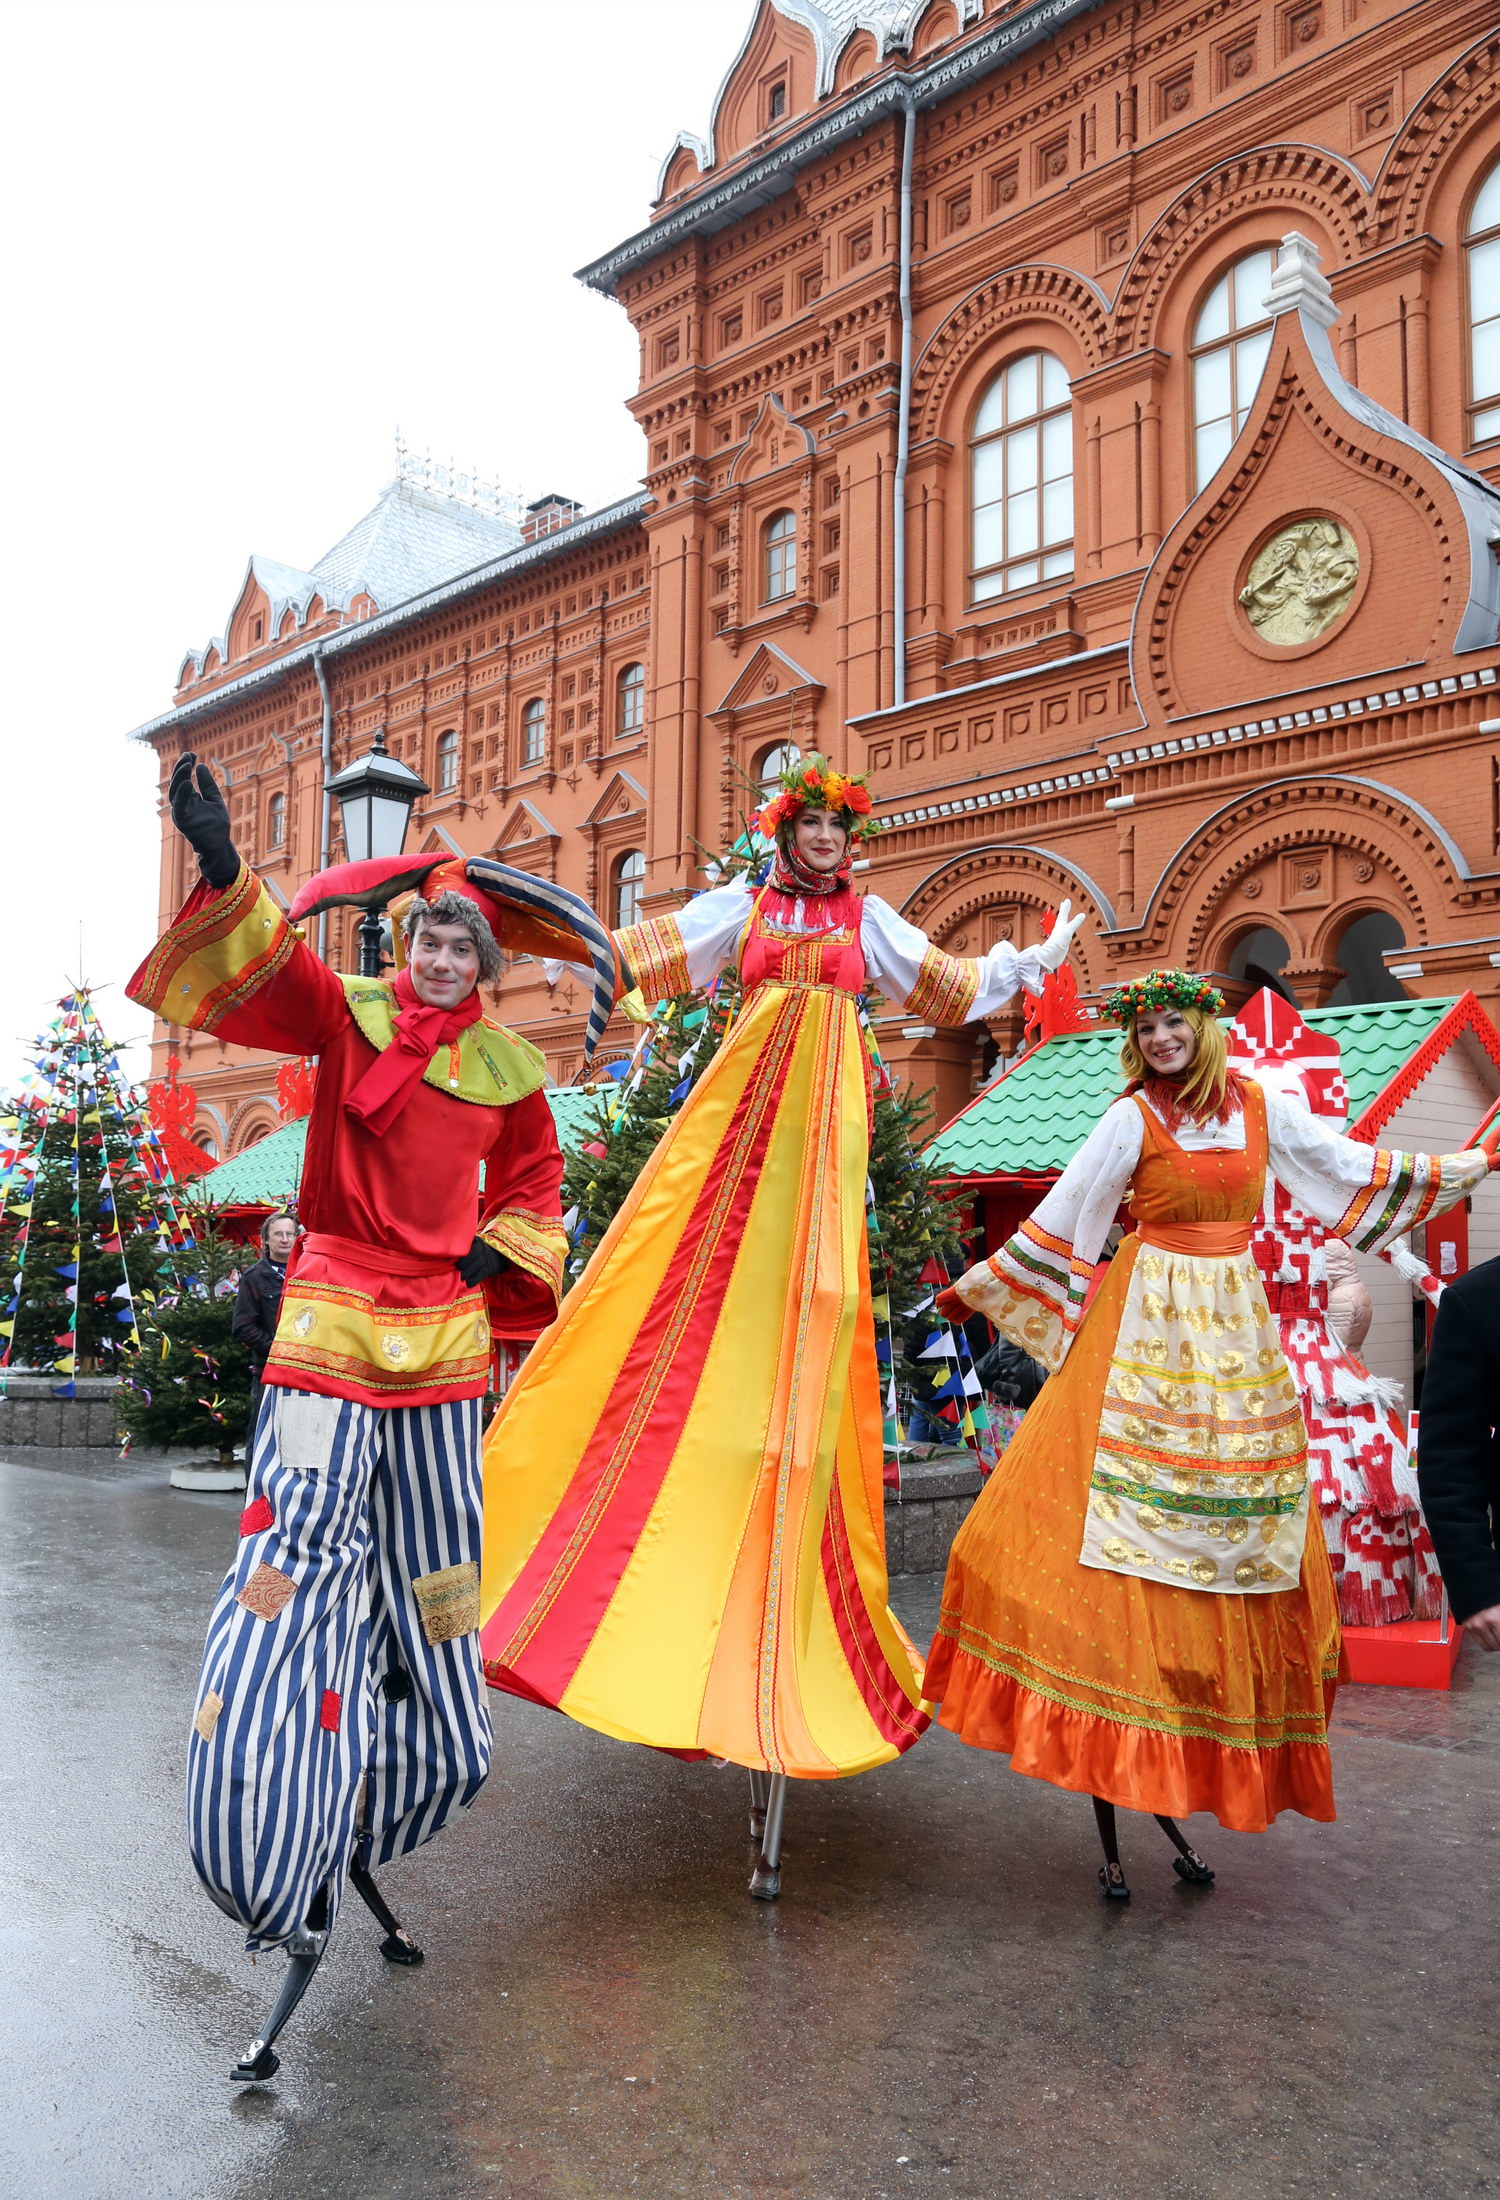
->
xmin=273 ymin=1389 xmax=343 ymax=1475
xmin=193 ymin=1690 xmax=224 ymax=1742
xmin=237 ymin=1561 xmax=297 ymax=1621
xmin=239 ymin=1495 xmax=274 ymax=1536
xmin=412 ymin=1560 xmax=481 ymax=1645
xmin=320 ymin=1689 xmax=341 ymax=1732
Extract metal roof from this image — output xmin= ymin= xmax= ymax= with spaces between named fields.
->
xmin=582 ymin=0 xmax=1105 ymax=294
xmin=926 ymin=997 xmax=1487 ymax=1183
xmin=132 ymin=493 xmax=648 ymax=745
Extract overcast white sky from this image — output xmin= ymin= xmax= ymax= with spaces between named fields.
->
xmin=0 ymin=0 xmax=751 ymax=1093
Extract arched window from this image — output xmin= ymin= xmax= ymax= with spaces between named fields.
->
xmin=970 ymin=351 xmax=1073 ymax=602
xmin=763 ymin=509 xmax=797 ymax=601
xmin=1467 ymin=160 xmax=1500 ymax=446
xmin=1190 ymin=248 xmax=1275 ymax=488
xmin=436 ymin=728 xmax=459 ymax=792
xmin=1329 ymin=911 xmax=1406 ymax=1005
xmin=612 ymin=849 xmax=646 ymax=929
xmin=617 ymin=661 xmax=645 ymax=737
xmin=267 ymin=791 xmax=286 ymax=849
xmin=756 ymin=742 xmax=800 ymax=801
xmin=522 ymin=697 xmax=546 ymax=766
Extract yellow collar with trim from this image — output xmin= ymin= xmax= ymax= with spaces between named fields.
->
xmin=339 ymin=977 xmax=548 ymax=1108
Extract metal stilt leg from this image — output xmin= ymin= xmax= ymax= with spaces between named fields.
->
xmin=230 ymin=1918 xmax=331 ymax=2082
xmin=747 ymin=1767 xmax=769 ymax=1843
xmin=1154 ymin=1813 xmax=1215 ymax=1885
xmin=350 ymin=1844 xmax=425 ymax=1964
xmin=748 ymin=1772 xmax=787 ymax=1901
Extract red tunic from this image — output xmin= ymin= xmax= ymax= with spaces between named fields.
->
xmin=130 ymin=862 xmax=566 ymax=1410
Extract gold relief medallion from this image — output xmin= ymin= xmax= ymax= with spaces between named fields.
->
xmin=1092 ymin=1493 xmax=1121 ymax=1521
xmin=1144 ymin=1337 xmax=1169 ymax=1366
xmin=1141 ymin=1292 xmax=1166 ymax=1323
xmin=1116 ymin=1371 xmax=1143 ymax=1402
xmin=1239 ymin=517 xmax=1359 ymax=646
xmin=293 ymin=1307 xmax=316 ymax=1337
xmin=381 ymin=1333 xmax=411 ymax=1364
xmin=1275 ymin=1467 xmax=1303 ymax=1496
xmin=1102 ymin=1537 xmax=1131 ymax=1565
xmin=1217 ymin=1351 xmax=1246 ymax=1377
xmin=1190 ymin=1556 xmax=1219 ymax=1586
xmin=1259 ymin=1561 xmax=1286 ymax=1582
xmin=1226 ymin=1520 xmax=1250 ymax=1546
xmin=1260 ymin=1517 xmax=1280 ymax=1541
xmin=1234 ymin=1559 xmax=1260 ymax=1588
xmin=1140 ymin=1255 xmax=1165 ymax=1282
xmin=1136 ymin=1504 xmax=1162 ymax=1531
xmin=1258 ymin=1347 xmax=1280 ymax=1370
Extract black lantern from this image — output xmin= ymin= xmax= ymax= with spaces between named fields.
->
xmin=326 ymin=729 xmax=430 ymax=974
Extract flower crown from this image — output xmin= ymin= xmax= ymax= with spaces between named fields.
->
xmin=749 ymin=754 xmax=883 ymax=842
xmin=1104 ymin=969 xmax=1226 ymax=1027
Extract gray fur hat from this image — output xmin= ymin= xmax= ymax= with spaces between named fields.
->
xmin=402 ymin=890 xmax=502 ymax=983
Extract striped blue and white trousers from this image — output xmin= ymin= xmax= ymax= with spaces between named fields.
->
xmin=187 ymin=1388 xmax=492 ymax=1954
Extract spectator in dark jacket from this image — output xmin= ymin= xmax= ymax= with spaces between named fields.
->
xmin=975 ymin=1335 xmax=1048 ymax=1409
xmin=1415 ymin=1258 xmax=1500 ymax=1652
xmin=233 ymin=1213 xmax=297 ymax=1459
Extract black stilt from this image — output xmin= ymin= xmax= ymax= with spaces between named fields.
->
xmin=349 ymin=1853 xmax=425 ymax=1964
xmin=1154 ymin=1813 xmax=1215 ymax=1884
xmin=747 ymin=1767 xmax=768 ymax=1844
xmin=1092 ymin=1795 xmax=1130 ymax=1901
xmin=348 ymin=1776 xmax=424 ymax=1961
xmin=230 ymin=1885 xmax=332 ymax=2083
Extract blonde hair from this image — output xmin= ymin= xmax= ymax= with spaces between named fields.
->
xmin=1120 ymin=1003 xmax=1234 ymax=1123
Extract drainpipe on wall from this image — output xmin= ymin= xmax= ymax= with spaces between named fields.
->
xmin=314 ymin=647 xmax=333 ymax=963
xmin=892 ymin=95 xmax=917 ymax=712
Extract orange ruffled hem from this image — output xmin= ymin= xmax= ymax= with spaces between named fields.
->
xmin=924 ymin=1632 xmax=1338 ymax=1832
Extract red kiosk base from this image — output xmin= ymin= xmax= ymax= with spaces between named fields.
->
xmin=1342 ymin=1617 xmax=1465 ymax=1690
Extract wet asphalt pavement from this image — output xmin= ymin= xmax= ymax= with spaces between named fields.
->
xmin=3 ymin=1448 xmax=1498 ymax=2200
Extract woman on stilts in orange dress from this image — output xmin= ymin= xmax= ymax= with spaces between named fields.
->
xmin=475 ymin=756 xmax=1085 ymax=1896
xmin=925 ymin=971 xmax=1495 ymax=1898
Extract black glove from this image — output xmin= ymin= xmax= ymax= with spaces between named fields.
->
xmin=456 ymin=1237 xmax=509 ymax=1288
xmin=169 ymin=751 xmax=239 ymax=889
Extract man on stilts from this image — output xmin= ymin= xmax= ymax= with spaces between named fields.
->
xmin=130 ymin=752 xmax=615 ymax=2081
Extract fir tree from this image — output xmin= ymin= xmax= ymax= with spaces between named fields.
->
xmin=116 ymin=1204 xmax=251 ymax=1460
xmin=0 ymin=991 xmax=178 ymax=1381
xmin=862 ymin=1064 xmax=966 ymax=1393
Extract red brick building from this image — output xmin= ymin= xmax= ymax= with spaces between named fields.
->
xmin=134 ymin=0 xmax=1500 ymax=1149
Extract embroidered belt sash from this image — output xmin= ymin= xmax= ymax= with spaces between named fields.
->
xmin=1134 ymin=1220 xmax=1254 ymax=1256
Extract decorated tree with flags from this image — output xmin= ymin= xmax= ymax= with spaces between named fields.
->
xmin=0 ymin=988 xmax=189 ymax=1391
xmin=115 ymin=1201 xmax=251 ymax=1462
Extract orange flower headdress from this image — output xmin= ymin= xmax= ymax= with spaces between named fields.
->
xmin=749 ymin=754 xmax=883 ymax=844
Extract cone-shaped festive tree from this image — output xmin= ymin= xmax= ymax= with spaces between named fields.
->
xmin=116 ymin=1201 xmax=252 ymax=1461
xmin=0 ymin=989 xmax=189 ymax=1392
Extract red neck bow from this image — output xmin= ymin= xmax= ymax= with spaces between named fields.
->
xmin=345 ymin=967 xmax=484 ymax=1136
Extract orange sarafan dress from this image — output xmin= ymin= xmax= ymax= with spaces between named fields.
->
xmin=476 ymin=874 xmax=1046 ymax=1779
xmin=926 ymin=1076 xmax=1490 ymax=1830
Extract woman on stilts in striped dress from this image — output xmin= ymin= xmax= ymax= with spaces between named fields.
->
xmin=475 ymin=754 xmax=1086 ymax=1896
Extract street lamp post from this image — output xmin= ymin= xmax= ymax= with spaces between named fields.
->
xmin=325 ymin=729 xmax=430 ymax=976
